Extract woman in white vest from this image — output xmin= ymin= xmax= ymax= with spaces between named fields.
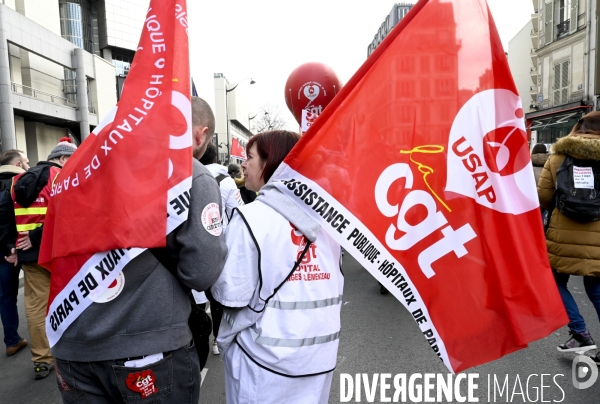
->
xmin=210 ymin=130 xmax=344 ymax=404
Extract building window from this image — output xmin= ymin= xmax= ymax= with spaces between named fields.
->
xmin=59 ymin=0 xmax=94 ymax=53
xmin=111 ymin=49 xmax=135 ymax=77
xmin=556 ymin=0 xmax=570 ymax=37
xmin=559 ymin=0 xmax=570 ymax=23
xmin=553 ymin=60 xmax=570 ymax=106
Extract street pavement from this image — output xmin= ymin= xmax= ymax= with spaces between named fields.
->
xmin=200 ymin=254 xmax=600 ymax=403
xmin=2 ymin=254 xmax=600 ymax=403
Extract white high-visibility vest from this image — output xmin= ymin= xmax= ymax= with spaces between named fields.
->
xmin=216 ymin=201 xmax=344 ymax=377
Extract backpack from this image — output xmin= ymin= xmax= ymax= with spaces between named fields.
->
xmin=215 ymin=174 xmax=228 ymax=184
xmin=554 ymin=155 xmax=600 ymax=222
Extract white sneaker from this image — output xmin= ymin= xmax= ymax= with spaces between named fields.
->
xmin=212 ymin=342 xmax=220 ymax=355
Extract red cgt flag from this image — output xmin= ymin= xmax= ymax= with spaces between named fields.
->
xmin=271 ymin=0 xmax=567 ymax=372
xmin=39 ymin=0 xmax=192 ymax=346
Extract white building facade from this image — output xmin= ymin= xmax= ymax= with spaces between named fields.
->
xmin=0 ymin=0 xmax=149 ymax=164
xmin=213 ymin=73 xmax=255 ymax=165
xmin=508 ymin=21 xmax=535 ymax=116
xmin=524 ymin=0 xmax=597 ymax=144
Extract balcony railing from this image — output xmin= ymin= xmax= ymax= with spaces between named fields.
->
xmin=557 ymin=20 xmax=570 ymax=38
xmin=10 ymin=82 xmax=76 ymax=108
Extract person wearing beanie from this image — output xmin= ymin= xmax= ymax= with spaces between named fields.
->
xmin=4 ymin=136 xmax=77 ymax=380
xmin=47 ymin=137 xmax=77 ymax=161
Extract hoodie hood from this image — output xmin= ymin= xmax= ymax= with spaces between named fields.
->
xmin=205 ymin=163 xmax=229 ymax=178
xmin=551 ymin=133 xmax=600 ymax=160
xmin=257 ymin=183 xmax=320 ymax=242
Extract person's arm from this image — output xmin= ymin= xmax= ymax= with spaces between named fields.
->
xmin=175 ymin=166 xmax=227 ymax=292
xmin=0 ymin=191 xmax=17 ymax=257
xmin=211 ymin=211 xmax=259 ymax=307
xmin=27 ymin=224 xmax=43 ymax=249
xmin=537 ymin=155 xmax=557 ymax=210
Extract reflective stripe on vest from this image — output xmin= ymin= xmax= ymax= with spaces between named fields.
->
xmin=16 ymin=223 xmax=43 ymax=231
xmin=15 ymin=207 xmax=48 ymax=216
xmin=250 ymin=327 xmax=341 ymax=348
xmin=11 ymin=167 xmax=60 ymax=242
xmin=232 ymin=201 xmax=344 ymax=377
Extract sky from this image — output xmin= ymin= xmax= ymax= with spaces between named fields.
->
xmin=187 ymin=0 xmax=534 ymax=130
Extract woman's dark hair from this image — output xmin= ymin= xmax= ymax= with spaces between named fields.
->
xmin=199 ymin=143 xmax=217 ymax=165
xmin=571 ymin=111 xmax=600 ymax=136
xmin=531 ymin=143 xmax=547 ymax=155
xmin=228 ymin=163 xmax=241 ymax=178
xmin=246 ymin=130 xmax=301 ymax=183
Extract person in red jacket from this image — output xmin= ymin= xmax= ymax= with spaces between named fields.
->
xmin=6 ymin=137 xmax=76 ymax=379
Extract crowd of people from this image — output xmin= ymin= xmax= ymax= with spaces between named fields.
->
xmin=2 ymin=101 xmax=600 ymax=403
xmin=0 ymin=97 xmax=344 ymax=404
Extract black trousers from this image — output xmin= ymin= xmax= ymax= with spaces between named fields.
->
xmin=188 ymin=303 xmax=211 ymax=370
xmin=207 ymin=295 xmax=223 ymax=339
xmin=55 ymin=342 xmax=200 ymax=404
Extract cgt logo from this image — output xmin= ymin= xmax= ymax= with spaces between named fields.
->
xmin=446 ymin=89 xmax=538 ymax=214
xmin=298 ymin=81 xmax=326 ymax=108
xmin=290 ymin=223 xmax=317 ymax=263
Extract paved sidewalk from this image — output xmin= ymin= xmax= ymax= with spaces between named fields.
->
xmin=0 ymin=282 xmax=62 ymax=404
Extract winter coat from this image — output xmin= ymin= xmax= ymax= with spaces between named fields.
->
xmin=537 ymin=133 xmax=600 ymax=277
xmin=531 ymin=152 xmax=549 ymax=186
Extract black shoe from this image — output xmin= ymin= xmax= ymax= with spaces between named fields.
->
xmin=557 ymin=331 xmax=596 ymax=353
xmin=34 ymin=362 xmax=54 ymax=380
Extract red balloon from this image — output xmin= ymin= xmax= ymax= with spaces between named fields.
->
xmin=284 ymin=62 xmax=343 ymax=125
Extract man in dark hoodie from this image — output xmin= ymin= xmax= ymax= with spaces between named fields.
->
xmin=0 ymin=150 xmax=29 ymax=358
xmin=6 ymin=139 xmax=76 ymax=379
xmin=51 ymin=97 xmax=227 ymax=403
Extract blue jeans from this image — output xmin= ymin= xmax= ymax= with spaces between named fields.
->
xmin=54 ymin=341 xmax=200 ymax=404
xmin=0 ymin=259 xmax=22 ymax=347
xmin=553 ymin=269 xmax=600 ymax=334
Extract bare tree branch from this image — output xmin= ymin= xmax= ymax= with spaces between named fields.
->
xmin=253 ymin=104 xmax=289 ymax=133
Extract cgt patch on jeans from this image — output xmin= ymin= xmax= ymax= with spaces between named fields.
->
xmin=126 ymin=370 xmax=158 ymax=399
xmin=55 ymin=367 xmax=70 ymax=391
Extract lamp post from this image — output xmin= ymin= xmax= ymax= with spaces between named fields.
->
xmin=248 ymin=113 xmax=258 ymax=135
xmin=225 ymin=77 xmax=255 ymax=163
xmin=264 ymin=111 xmax=273 ymax=130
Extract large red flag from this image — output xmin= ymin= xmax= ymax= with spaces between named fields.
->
xmin=271 ymin=0 xmax=567 ymax=372
xmin=39 ymin=0 xmax=192 ymax=346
